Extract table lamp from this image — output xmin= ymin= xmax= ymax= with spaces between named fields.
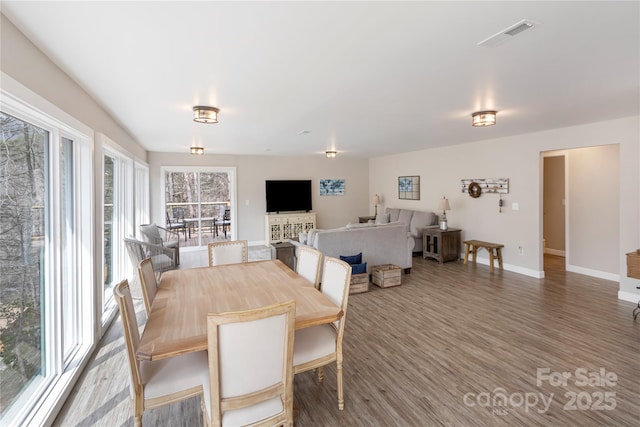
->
xmin=373 ymin=194 xmax=381 ymax=217
xmin=438 ymin=197 xmax=451 ymax=230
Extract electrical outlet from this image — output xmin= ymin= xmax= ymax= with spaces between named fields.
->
xmin=518 ymin=246 xmax=524 ymax=255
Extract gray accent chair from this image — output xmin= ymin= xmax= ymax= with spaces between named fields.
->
xmin=124 ymin=237 xmax=178 ymax=275
xmin=139 ymin=223 xmax=180 ymax=265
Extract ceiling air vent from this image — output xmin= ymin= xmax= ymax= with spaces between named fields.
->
xmin=477 ymin=19 xmax=538 ymax=48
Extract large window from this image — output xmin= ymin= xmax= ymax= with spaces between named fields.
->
xmin=0 ymin=112 xmax=47 ymax=414
xmin=0 ymin=95 xmax=93 ymax=426
xmin=101 ymin=147 xmax=133 ymax=317
xmin=163 ymin=167 xmax=236 ymax=247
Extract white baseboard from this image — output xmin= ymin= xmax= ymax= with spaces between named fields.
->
xmin=618 ymin=290 xmax=640 ymax=303
xmin=462 ymin=256 xmax=544 ymax=279
xmin=544 ymin=248 xmax=566 ymax=256
xmin=566 ymin=264 xmax=619 ymax=282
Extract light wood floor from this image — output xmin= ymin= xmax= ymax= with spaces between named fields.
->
xmin=54 ymin=254 xmax=640 ymax=426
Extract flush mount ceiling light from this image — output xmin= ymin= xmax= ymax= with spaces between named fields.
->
xmin=472 ymin=111 xmax=497 ymax=127
xmin=190 ymin=146 xmax=204 ymax=155
xmin=325 ymin=150 xmax=337 ymax=158
xmin=193 ymin=106 xmax=219 ymax=124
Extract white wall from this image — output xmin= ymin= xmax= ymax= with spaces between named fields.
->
xmin=568 ymin=145 xmax=619 ymax=277
xmin=370 ymin=116 xmax=640 ymax=298
xmin=0 ymin=14 xmax=146 ymax=161
xmin=147 ymin=152 xmax=369 ymax=243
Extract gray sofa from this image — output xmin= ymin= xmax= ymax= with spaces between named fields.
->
xmin=290 ymin=222 xmax=414 ymax=273
xmin=383 ymin=208 xmax=438 ymax=253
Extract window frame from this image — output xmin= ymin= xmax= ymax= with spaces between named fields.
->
xmin=160 ymin=166 xmax=237 ymax=248
xmin=0 ymin=90 xmax=95 ymax=427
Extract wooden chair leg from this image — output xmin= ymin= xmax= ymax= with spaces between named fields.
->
xmin=317 ymin=366 xmax=324 ymax=382
xmin=337 ymin=360 xmax=344 ymax=410
xmin=497 ymin=248 xmax=504 ymax=270
xmin=463 ymin=243 xmax=470 ymax=265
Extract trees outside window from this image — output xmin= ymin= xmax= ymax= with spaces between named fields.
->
xmin=0 ymin=112 xmax=47 ymax=413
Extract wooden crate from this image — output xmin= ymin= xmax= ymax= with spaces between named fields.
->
xmin=350 ymin=273 xmax=370 ymax=294
xmin=372 ymin=264 xmax=401 ymax=288
xmin=627 ymin=250 xmax=640 ymax=279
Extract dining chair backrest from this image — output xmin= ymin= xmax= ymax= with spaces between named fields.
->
xmin=208 ymin=240 xmax=248 ymax=266
xmin=138 ymin=258 xmax=157 ymax=316
xmin=205 ymin=300 xmax=296 ymax=426
xmin=113 ymin=280 xmax=143 ymax=398
xmin=320 ymin=257 xmax=352 ymax=332
xmin=296 ymin=246 xmax=322 ymax=289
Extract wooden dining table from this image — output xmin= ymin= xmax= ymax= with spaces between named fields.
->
xmin=137 ymin=259 xmax=342 ymax=361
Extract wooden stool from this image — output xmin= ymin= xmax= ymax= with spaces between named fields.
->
xmin=463 ymin=240 xmax=504 ymax=273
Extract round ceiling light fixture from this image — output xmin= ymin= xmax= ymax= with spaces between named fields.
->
xmin=193 ymin=106 xmax=219 ymax=124
xmin=190 ymin=146 xmax=204 ymax=155
xmin=472 ymin=110 xmax=497 ymax=127
xmin=325 ymin=150 xmax=337 ymax=158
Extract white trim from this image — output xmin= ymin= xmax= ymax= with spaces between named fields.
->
xmin=0 ymin=86 xmax=95 ymax=427
xmin=460 ymin=255 xmax=545 ymax=279
xmin=618 ymin=290 xmax=640 ymax=303
xmin=566 ymin=264 xmax=620 ymax=282
xmin=160 ymin=166 xmax=238 ymax=245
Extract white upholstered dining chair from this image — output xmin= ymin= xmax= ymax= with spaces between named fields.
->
xmin=295 ymin=246 xmax=322 ymax=289
xmin=203 ymin=300 xmax=296 ymax=427
xmin=137 ymin=258 xmax=157 ymax=316
xmin=293 ymin=257 xmax=351 ymax=410
xmin=208 ymin=240 xmax=248 ymax=266
xmin=114 ymin=279 xmax=208 ymax=427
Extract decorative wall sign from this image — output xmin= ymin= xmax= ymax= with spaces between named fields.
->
xmin=320 ymin=179 xmax=345 ymax=196
xmin=461 ymin=178 xmax=509 ymax=195
xmin=398 ymin=176 xmax=420 ymax=200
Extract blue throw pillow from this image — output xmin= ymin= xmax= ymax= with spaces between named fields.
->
xmin=340 ymin=252 xmax=362 ymax=265
xmin=351 ymin=262 xmax=367 ymax=274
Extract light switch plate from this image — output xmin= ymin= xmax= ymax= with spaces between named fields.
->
xmin=512 ymin=202 xmax=519 ymax=211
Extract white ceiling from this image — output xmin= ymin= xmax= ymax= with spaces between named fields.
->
xmin=2 ymin=1 xmax=639 ymax=158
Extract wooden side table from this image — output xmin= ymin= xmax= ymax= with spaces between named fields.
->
xmin=271 ymin=242 xmax=295 ymax=271
xmin=423 ymin=227 xmax=461 ymax=263
xmin=358 ymin=215 xmax=376 ymax=223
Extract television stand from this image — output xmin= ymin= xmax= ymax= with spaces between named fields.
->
xmin=265 ymin=212 xmax=316 ymax=244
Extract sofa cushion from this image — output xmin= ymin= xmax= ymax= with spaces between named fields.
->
xmin=307 ymin=229 xmax=318 ymax=246
xmin=410 ymin=211 xmax=438 ymax=237
xmin=346 ymin=222 xmax=374 ymax=229
xmin=340 ymin=252 xmax=362 ymax=265
xmin=398 ymin=210 xmax=414 ymax=231
xmin=387 ymin=208 xmax=401 ymax=222
xmin=351 ymin=262 xmax=367 ymax=274
xmin=375 ymin=213 xmax=390 ymax=224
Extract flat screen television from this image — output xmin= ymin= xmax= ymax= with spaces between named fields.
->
xmin=265 ymin=180 xmax=312 ymax=213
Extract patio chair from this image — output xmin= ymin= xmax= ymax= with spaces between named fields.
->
xmin=166 ymin=208 xmax=187 ymax=239
xmin=213 ymin=205 xmax=231 ymax=238
xmin=139 ymin=223 xmax=180 ymax=265
xmin=124 ymin=237 xmax=177 ymax=275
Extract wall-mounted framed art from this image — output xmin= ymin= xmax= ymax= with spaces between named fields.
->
xmin=320 ymin=179 xmax=345 ymax=196
xmin=398 ymin=176 xmax=420 ymax=200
